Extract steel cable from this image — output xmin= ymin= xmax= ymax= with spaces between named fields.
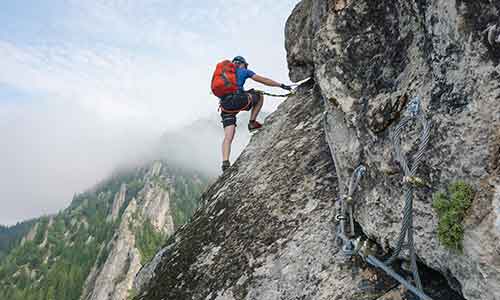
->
xmin=386 ymin=96 xmax=431 ymax=291
xmin=324 ymin=95 xmax=433 ymax=299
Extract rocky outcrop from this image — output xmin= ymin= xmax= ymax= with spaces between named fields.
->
xmin=140 ymin=179 xmax=174 ymax=233
xmin=286 ymin=1 xmax=500 ymax=300
xmin=81 ymin=162 xmax=178 ymax=300
xmin=133 ymin=246 xmax=169 ymax=293
xmin=135 ymin=83 xmax=434 ymax=300
xmin=0 ymin=160 xmax=207 ymax=300
xmin=110 ymin=184 xmax=127 ymax=221
xmin=149 ymin=161 xmax=163 ymax=178
xmin=20 ymin=223 xmax=38 ymax=245
xmin=136 ymin=1 xmax=499 ymax=300
xmin=86 ymin=200 xmax=142 ymax=300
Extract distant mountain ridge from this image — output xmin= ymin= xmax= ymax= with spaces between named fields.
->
xmin=0 ymin=220 xmax=37 ymax=259
xmin=0 ymin=107 xmax=270 ymax=300
xmin=0 ymin=160 xmax=209 ymax=300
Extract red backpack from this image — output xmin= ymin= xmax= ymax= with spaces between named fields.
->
xmin=211 ymin=60 xmax=239 ymax=97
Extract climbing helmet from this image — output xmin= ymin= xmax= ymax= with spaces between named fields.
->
xmin=232 ymin=56 xmax=248 ymax=67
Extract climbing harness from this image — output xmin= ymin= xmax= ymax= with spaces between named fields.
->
xmin=325 ymin=96 xmax=433 ymax=300
xmin=217 ymin=88 xmax=296 ymax=113
xmin=218 ymin=94 xmax=253 ymax=114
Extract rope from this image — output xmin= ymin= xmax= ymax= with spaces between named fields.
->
xmin=218 ymin=88 xmax=294 ymax=113
xmin=253 ymin=89 xmax=295 ymax=98
xmin=324 ymin=95 xmax=433 ymax=300
xmin=386 ymin=96 xmax=430 ymax=291
xmin=366 ymin=255 xmax=433 ymax=300
xmin=324 ymin=111 xmax=366 ymax=255
xmin=339 ymin=165 xmax=366 ymax=257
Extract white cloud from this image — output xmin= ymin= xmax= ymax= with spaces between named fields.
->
xmin=0 ymin=41 xmax=215 ymax=127
xmin=0 ymin=0 xmax=301 ymax=224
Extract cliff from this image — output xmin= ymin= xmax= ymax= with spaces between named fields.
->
xmin=288 ymin=1 xmax=499 ymax=299
xmin=80 ymin=162 xmax=177 ymax=300
xmin=135 ymin=1 xmax=499 ymax=299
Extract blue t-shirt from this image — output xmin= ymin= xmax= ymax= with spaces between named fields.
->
xmin=236 ymin=67 xmax=255 ymax=91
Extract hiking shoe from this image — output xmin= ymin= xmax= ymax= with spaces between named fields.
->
xmin=222 ymin=160 xmax=230 ymax=172
xmin=248 ymin=120 xmax=263 ymax=132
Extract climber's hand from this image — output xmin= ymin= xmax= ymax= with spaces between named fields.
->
xmin=280 ymin=83 xmax=292 ymax=91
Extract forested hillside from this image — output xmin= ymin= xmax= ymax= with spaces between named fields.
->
xmin=0 ymin=220 xmax=37 ymax=259
xmin=0 ymin=161 xmax=209 ymax=300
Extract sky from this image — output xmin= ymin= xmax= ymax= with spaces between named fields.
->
xmin=0 ymin=0 xmax=300 ymax=225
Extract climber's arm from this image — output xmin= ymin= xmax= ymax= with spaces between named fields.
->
xmin=251 ymin=74 xmax=281 ymax=87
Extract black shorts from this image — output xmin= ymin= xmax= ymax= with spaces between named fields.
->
xmin=220 ymin=90 xmax=261 ymax=128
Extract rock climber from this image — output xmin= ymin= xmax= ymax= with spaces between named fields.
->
xmin=211 ymin=56 xmax=292 ymax=172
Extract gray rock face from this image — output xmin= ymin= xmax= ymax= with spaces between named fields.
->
xmin=21 ymin=222 xmax=38 ymax=245
xmin=110 ymin=184 xmax=127 ymax=221
xmin=86 ymin=200 xmax=143 ymax=300
xmin=135 ymin=84 xmax=426 ymax=300
xmin=486 ymin=24 xmax=500 ymax=45
xmin=82 ymin=162 xmax=177 ymax=300
xmin=140 ymin=180 xmax=174 ymax=233
xmin=133 ymin=245 xmax=170 ymax=293
xmin=135 ymin=1 xmax=500 ymax=300
xmin=286 ymin=1 xmax=500 ymax=299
